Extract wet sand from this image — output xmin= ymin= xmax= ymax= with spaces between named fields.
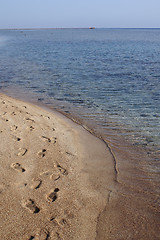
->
xmin=0 ymin=93 xmax=159 ymax=240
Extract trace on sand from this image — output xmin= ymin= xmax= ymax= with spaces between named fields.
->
xmin=31 ymin=178 xmax=42 ymax=190
xmin=41 ymin=136 xmax=51 ymax=143
xmin=40 ymin=170 xmax=60 ymax=181
xmin=35 ymin=229 xmax=50 ymax=240
xmin=18 ymin=148 xmax=27 ymax=156
xmin=44 ymin=115 xmax=50 ymax=120
xmin=40 ymin=171 xmax=51 ymax=177
xmin=55 ymin=232 xmax=62 ymax=240
xmin=59 ymin=218 xmax=67 ymax=226
xmin=49 ymin=216 xmax=56 ymax=222
xmin=46 ymin=188 xmax=59 ymax=203
xmin=11 ymin=125 xmax=18 ymax=131
xmin=11 ymin=163 xmax=26 ymax=172
xmin=57 ymin=163 xmax=68 ymax=176
xmin=11 ymin=111 xmax=16 ymax=116
xmin=50 ymin=172 xmax=60 ymax=181
xmin=41 ymin=136 xmax=57 ymax=144
xmin=12 ymin=135 xmax=21 ymax=141
xmin=23 ymin=199 xmax=40 ymax=214
xmin=28 ymin=236 xmax=35 ymax=240
xmin=27 ymin=126 xmax=35 ymax=131
xmin=38 ymin=149 xmax=47 ymax=158
xmin=2 ymin=118 xmax=9 ymax=122
xmin=66 ymin=151 xmax=74 ymax=156
xmin=25 ymin=118 xmax=35 ymax=123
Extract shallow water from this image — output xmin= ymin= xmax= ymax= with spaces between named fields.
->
xmin=0 ymin=29 xmax=160 ymax=149
xmin=0 ymin=29 xmax=160 ymax=179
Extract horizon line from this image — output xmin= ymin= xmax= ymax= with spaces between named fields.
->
xmin=0 ymin=27 xmax=160 ymax=30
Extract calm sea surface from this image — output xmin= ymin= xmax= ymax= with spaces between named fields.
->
xmin=0 ymin=28 xmax=160 ymax=162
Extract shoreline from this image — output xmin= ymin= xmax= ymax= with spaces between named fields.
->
xmin=1 ymin=85 xmax=159 ymax=154
xmin=0 ymin=93 xmax=160 ymax=239
xmin=7 ymin=89 xmax=159 ymax=194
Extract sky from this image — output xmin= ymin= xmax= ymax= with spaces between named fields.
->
xmin=0 ymin=0 xmax=160 ymax=29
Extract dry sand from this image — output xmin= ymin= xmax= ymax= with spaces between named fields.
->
xmin=0 ymin=93 xmax=115 ymax=240
xmin=0 ymin=93 xmax=160 ymax=240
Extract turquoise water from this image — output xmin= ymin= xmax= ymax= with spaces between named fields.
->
xmin=0 ymin=29 xmax=160 ymax=151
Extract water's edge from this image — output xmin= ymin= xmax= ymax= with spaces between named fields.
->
xmin=1 ymin=91 xmax=160 ymax=240
xmin=2 ymin=90 xmax=160 ymax=200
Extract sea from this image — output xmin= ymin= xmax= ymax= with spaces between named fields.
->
xmin=0 ymin=28 xmax=160 ymax=197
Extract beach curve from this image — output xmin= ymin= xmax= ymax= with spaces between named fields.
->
xmin=0 ymin=93 xmax=116 ymax=240
xmin=0 ymin=93 xmax=159 ymax=240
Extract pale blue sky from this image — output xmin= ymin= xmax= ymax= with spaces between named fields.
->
xmin=0 ymin=0 xmax=160 ymax=29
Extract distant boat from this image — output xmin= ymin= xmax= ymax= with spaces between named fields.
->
xmin=89 ymin=27 xmax=95 ymax=29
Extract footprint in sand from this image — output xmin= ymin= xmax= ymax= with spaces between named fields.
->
xmin=66 ymin=151 xmax=74 ymax=156
xmin=18 ymin=148 xmax=27 ymax=156
xmin=35 ymin=229 xmax=50 ymax=240
xmin=28 ymin=236 xmax=35 ymax=240
xmin=56 ymin=163 xmax=68 ymax=176
xmin=12 ymin=135 xmax=21 ymax=141
xmin=50 ymin=164 xmax=68 ymax=181
xmin=50 ymin=211 xmax=72 ymax=227
xmin=52 ymin=217 xmax=68 ymax=227
xmin=41 ymin=136 xmax=51 ymax=143
xmin=38 ymin=149 xmax=47 ymax=158
xmin=25 ymin=117 xmax=35 ymax=123
xmin=11 ymin=111 xmax=16 ymax=116
xmin=31 ymin=178 xmax=42 ymax=190
xmin=27 ymin=126 xmax=35 ymax=131
xmin=11 ymin=125 xmax=18 ymax=131
xmin=40 ymin=167 xmax=65 ymax=182
xmin=42 ymin=115 xmax=50 ymax=120
xmin=22 ymin=199 xmax=40 ymax=214
xmin=11 ymin=163 xmax=26 ymax=172
xmin=2 ymin=118 xmax=9 ymax=122
xmin=50 ymin=171 xmax=60 ymax=181
xmin=46 ymin=188 xmax=59 ymax=203
xmin=55 ymin=232 xmax=62 ymax=240
xmin=40 ymin=170 xmax=60 ymax=181
xmin=40 ymin=171 xmax=51 ymax=177
xmin=40 ymin=136 xmax=57 ymax=144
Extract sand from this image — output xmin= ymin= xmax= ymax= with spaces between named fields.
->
xmin=0 ymin=93 xmax=116 ymax=240
xmin=0 ymin=93 xmax=160 ymax=240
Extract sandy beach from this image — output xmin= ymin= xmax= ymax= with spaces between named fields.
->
xmin=0 ymin=93 xmax=116 ymax=240
xmin=0 ymin=93 xmax=159 ymax=240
